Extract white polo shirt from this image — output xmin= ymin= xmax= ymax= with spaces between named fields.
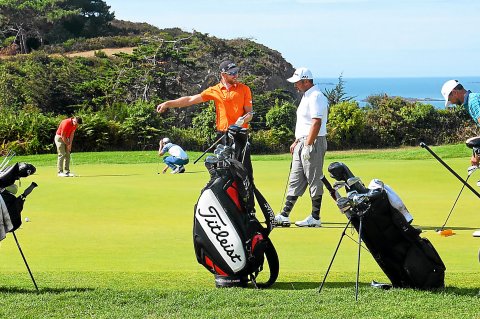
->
xmin=162 ymin=143 xmax=188 ymax=160
xmin=294 ymin=85 xmax=329 ymax=138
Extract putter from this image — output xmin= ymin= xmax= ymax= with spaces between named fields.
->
xmin=437 ymin=166 xmax=478 ymax=232
xmin=420 ymin=142 xmax=480 ymax=199
xmin=278 ymin=160 xmax=293 ymax=213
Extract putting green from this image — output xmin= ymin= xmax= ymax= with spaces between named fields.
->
xmin=0 ymin=157 xmax=479 ymax=282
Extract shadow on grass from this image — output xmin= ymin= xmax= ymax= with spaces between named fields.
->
xmin=76 ymin=174 xmax=141 ymax=178
xmin=416 ymin=225 xmax=479 ymax=231
xmin=272 ymin=281 xmax=480 ymax=297
xmin=0 ymin=286 xmax=94 ymax=294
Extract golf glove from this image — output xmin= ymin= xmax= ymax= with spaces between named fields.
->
xmin=235 ymin=115 xmax=246 ymax=126
xmin=302 ymin=144 xmax=313 ymax=161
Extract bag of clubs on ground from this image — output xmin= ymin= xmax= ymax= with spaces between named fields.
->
xmin=327 ymin=161 xmax=445 ymax=290
xmin=193 ymin=128 xmax=279 ymax=288
xmin=0 ymin=161 xmax=39 ymax=290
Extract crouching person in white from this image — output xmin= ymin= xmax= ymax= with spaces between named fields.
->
xmin=275 ymin=67 xmax=329 ymax=228
xmin=158 ymin=137 xmax=189 ymax=174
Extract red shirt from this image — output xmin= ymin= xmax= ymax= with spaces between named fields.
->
xmin=56 ymin=118 xmax=77 ymax=138
xmin=200 ymin=82 xmax=252 ymax=132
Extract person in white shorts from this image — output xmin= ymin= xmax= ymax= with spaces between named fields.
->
xmin=275 ymin=67 xmax=329 ymax=227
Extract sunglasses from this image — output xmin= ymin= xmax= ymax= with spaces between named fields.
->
xmin=224 ymin=70 xmax=238 ymax=76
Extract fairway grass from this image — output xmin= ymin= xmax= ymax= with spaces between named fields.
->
xmin=1 ymin=145 xmax=479 ymax=318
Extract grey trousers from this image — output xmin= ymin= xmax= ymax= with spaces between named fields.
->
xmin=54 ymin=135 xmax=70 ymax=173
xmin=287 ymin=136 xmax=327 ymax=198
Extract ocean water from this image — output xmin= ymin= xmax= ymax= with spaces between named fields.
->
xmin=315 ymin=76 xmax=480 ymax=108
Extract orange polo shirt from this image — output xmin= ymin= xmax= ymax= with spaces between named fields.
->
xmin=56 ymin=118 xmax=77 ymax=138
xmin=200 ymin=82 xmax=252 ymax=132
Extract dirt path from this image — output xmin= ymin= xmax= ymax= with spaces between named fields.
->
xmin=64 ymin=47 xmax=135 ymax=57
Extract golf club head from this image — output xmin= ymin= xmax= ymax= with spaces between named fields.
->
xmin=336 ymin=196 xmax=351 ymax=213
xmin=333 ymin=181 xmax=346 ymax=190
xmin=467 ymin=165 xmax=478 ymax=176
xmin=347 ymin=176 xmax=362 ymax=187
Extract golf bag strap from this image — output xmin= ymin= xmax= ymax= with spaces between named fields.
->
xmin=254 ymin=239 xmax=279 ymax=288
xmin=253 ymin=186 xmax=275 ymax=234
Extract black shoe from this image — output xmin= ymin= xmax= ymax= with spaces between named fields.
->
xmin=179 ymin=166 xmax=185 ymax=173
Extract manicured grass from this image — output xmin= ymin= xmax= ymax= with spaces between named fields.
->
xmin=1 ymin=144 xmax=479 ymax=318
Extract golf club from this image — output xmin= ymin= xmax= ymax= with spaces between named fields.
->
xmin=0 ymin=150 xmax=15 ymax=172
xmin=194 ymin=134 xmax=225 ymax=164
xmin=420 ymin=142 xmax=480 ymax=199
xmin=278 ymin=160 xmax=293 ymax=213
xmin=436 ymin=166 xmax=478 ymax=232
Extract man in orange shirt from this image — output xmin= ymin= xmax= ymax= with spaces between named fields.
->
xmin=156 ymin=60 xmax=254 ymax=174
xmin=54 ymin=116 xmax=82 ymax=177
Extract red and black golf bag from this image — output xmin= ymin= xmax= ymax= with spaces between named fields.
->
xmin=193 ymin=140 xmax=278 ymax=288
xmin=328 ymin=162 xmax=445 ymax=290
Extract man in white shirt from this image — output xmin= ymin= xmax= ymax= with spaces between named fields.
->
xmin=275 ymin=67 xmax=329 ymax=227
xmin=158 ymin=137 xmax=189 ymax=174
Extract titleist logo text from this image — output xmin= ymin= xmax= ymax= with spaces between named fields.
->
xmin=198 ymin=206 xmax=242 ymax=263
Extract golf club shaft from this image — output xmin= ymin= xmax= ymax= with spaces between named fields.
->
xmin=12 ymin=232 xmax=38 ymax=291
xmin=439 ymin=174 xmax=471 ymax=230
xmin=279 ymin=160 xmax=293 ymax=213
xmin=194 ymin=135 xmax=225 ymax=164
xmin=420 ymin=142 xmax=480 ymax=199
xmin=355 ymin=216 xmax=363 ymax=301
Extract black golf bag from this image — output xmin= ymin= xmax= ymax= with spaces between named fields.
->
xmin=1 ymin=162 xmax=37 ymax=236
xmin=328 ymin=162 xmax=445 ymax=289
xmin=193 ymin=130 xmax=278 ymax=288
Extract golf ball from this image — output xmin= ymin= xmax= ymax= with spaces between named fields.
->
xmin=25 ymin=217 xmax=30 ymax=222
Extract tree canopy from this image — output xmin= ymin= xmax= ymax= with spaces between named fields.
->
xmin=0 ymin=0 xmax=114 ymax=53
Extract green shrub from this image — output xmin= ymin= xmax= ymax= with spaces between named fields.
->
xmin=327 ymin=101 xmax=365 ymax=149
xmin=250 ymin=129 xmax=291 ymax=154
xmin=265 ymin=100 xmax=296 ymax=131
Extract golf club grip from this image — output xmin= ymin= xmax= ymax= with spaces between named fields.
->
xmin=420 ymin=142 xmax=480 ymax=199
xmin=21 ymin=182 xmax=38 ymax=199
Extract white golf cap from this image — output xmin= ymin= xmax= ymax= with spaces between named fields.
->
xmin=441 ymin=79 xmax=460 ymax=107
xmin=162 ymin=137 xmax=170 ymax=143
xmin=287 ymin=67 xmax=313 ymax=83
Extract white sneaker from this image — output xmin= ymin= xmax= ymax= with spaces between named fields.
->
xmin=171 ymin=167 xmax=180 ymax=174
xmin=295 ymin=215 xmax=321 ymax=227
xmin=58 ymin=172 xmax=68 ymax=177
xmin=65 ymin=172 xmax=75 ymax=177
xmin=274 ymin=214 xmax=291 ymax=227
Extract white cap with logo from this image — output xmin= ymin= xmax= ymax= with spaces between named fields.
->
xmin=287 ymin=67 xmax=313 ymax=83
xmin=441 ymin=79 xmax=460 ymax=107
xmin=162 ymin=137 xmax=171 ymax=144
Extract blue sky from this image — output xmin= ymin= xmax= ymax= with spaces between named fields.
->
xmin=106 ymin=0 xmax=479 ymax=78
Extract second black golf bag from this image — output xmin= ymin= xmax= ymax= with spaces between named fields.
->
xmin=1 ymin=162 xmax=37 ymax=237
xmin=193 ymin=127 xmax=278 ymax=288
xmin=328 ymin=162 xmax=445 ymax=289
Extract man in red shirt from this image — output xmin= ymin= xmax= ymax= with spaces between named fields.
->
xmin=156 ymin=60 xmax=254 ymax=174
xmin=54 ymin=116 xmax=82 ymax=177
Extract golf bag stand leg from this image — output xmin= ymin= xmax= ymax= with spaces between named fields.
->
xmin=318 ymin=219 xmax=352 ymax=293
xmin=12 ymin=231 xmax=38 ymax=291
xmin=355 ymin=215 xmax=364 ymax=301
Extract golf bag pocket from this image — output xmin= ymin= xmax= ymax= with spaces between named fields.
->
xmin=403 ymin=238 xmax=445 ymax=289
xmin=1 ymin=189 xmax=24 ymax=232
xmin=193 ymin=172 xmax=278 ymax=288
